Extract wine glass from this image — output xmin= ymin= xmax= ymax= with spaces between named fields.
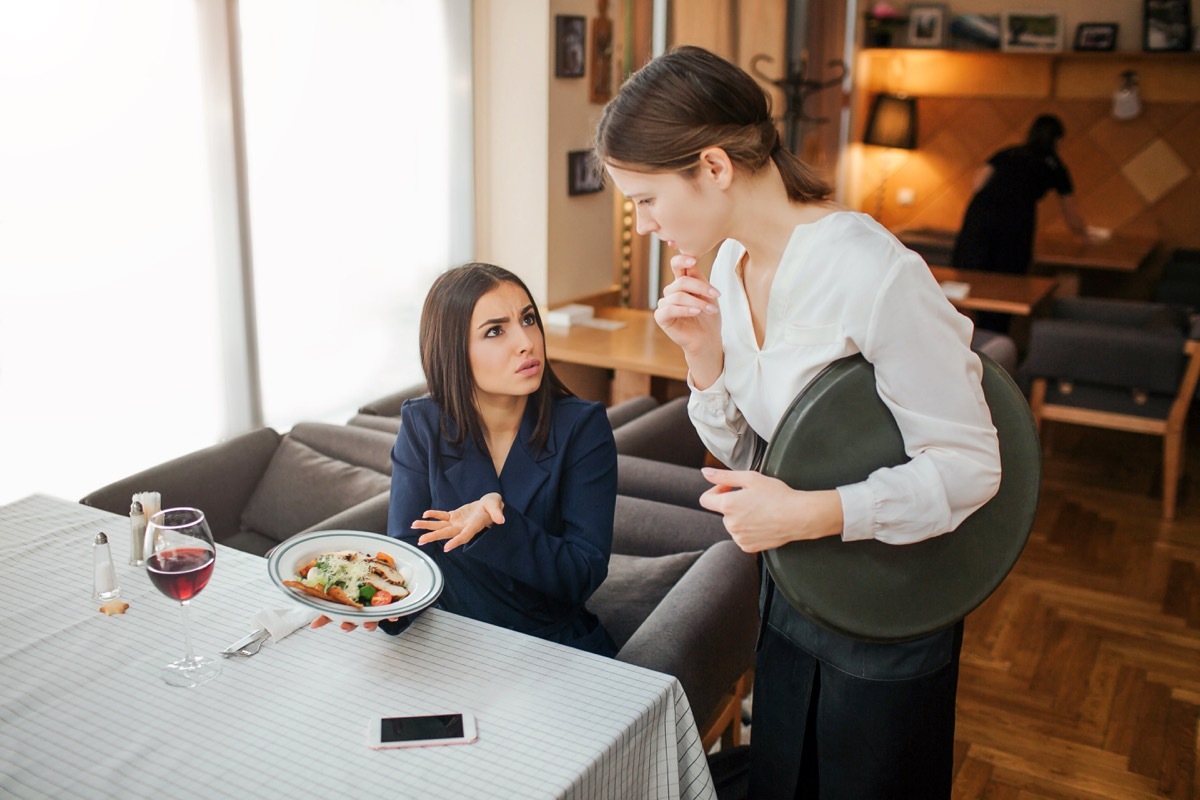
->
xmin=145 ymin=507 xmax=221 ymax=687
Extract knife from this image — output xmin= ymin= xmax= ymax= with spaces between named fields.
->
xmin=220 ymin=627 xmax=270 ymax=656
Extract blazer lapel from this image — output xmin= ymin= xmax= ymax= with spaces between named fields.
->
xmin=499 ymin=404 xmax=556 ymax=515
xmin=440 ymin=436 xmax=501 ymax=509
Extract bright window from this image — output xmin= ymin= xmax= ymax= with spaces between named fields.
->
xmin=238 ymin=0 xmax=472 ymax=429
xmin=0 ymin=1 xmax=472 ymax=505
xmin=0 ymin=2 xmax=225 ymax=504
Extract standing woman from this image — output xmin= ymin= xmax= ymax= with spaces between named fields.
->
xmin=952 ymin=114 xmax=1097 ymax=331
xmin=953 ymin=113 xmax=1092 ymax=276
xmin=595 ymin=47 xmax=1001 ymax=798
xmin=330 ymin=263 xmax=618 ymax=656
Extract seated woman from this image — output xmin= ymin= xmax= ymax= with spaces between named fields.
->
xmin=315 ymin=262 xmax=618 ymax=656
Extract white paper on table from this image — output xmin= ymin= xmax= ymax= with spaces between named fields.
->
xmin=939 ymin=281 xmax=971 ymax=301
xmin=577 ymin=318 xmax=627 ymax=331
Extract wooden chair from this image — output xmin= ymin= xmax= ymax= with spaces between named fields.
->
xmin=1024 ymin=297 xmax=1200 ymax=520
xmin=701 ymin=668 xmax=753 ymax=752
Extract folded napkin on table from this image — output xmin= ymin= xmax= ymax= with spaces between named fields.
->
xmin=252 ymin=607 xmax=319 ymax=642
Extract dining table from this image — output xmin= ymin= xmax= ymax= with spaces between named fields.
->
xmin=928 ymin=266 xmax=1058 ymax=317
xmin=0 ymin=494 xmax=716 ymax=800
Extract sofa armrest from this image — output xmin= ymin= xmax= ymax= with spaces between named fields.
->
xmin=79 ymin=427 xmax=282 ymax=543
xmin=302 ymin=491 xmax=391 ymax=536
xmin=616 ymin=540 xmax=759 ymax=729
xmin=612 ymin=396 xmax=710 ymax=468
xmin=606 ymin=395 xmax=660 ymax=429
xmin=357 ymin=383 xmax=428 ymax=417
xmin=613 ymin=495 xmax=728 ymax=557
xmin=617 ymin=455 xmax=712 ymax=511
xmin=346 ymin=413 xmax=402 ymax=435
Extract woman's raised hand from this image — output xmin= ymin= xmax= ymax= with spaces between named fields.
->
xmin=655 ymin=254 xmax=721 ymax=346
xmin=412 ymin=492 xmax=506 ymax=552
xmin=655 ymin=254 xmax=724 ymax=388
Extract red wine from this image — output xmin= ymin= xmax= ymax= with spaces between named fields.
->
xmin=147 ymin=547 xmax=215 ymax=601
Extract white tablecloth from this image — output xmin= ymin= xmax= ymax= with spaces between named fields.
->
xmin=0 ymin=495 xmax=716 ymax=800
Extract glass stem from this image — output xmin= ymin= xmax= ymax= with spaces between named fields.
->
xmin=178 ymin=600 xmax=196 ymax=663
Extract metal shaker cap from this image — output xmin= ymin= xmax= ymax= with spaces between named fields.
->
xmin=94 ymin=532 xmax=109 ymax=545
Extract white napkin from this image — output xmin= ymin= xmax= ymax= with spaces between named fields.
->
xmin=252 ymin=607 xmax=319 ymax=642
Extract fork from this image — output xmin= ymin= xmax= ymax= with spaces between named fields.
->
xmin=221 ymin=628 xmax=270 ymax=658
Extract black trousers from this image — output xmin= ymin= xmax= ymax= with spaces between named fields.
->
xmin=749 ymin=579 xmax=964 ymax=800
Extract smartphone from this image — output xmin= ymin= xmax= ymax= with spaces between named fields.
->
xmin=366 ymin=713 xmax=478 ymax=749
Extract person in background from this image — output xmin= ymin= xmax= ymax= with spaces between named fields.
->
xmin=315 ymin=262 xmax=618 ymax=657
xmin=594 ymin=45 xmax=1001 ymax=799
xmin=952 ymin=113 xmax=1100 ymax=331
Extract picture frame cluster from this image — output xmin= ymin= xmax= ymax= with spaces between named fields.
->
xmin=867 ymin=2 xmax=1196 ymax=53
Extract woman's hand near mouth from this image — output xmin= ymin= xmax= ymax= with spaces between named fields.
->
xmin=655 ymin=253 xmax=724 ymax=389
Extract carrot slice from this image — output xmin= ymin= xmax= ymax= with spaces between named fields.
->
xmin=375 ymin=551 xmax=395 ymax=567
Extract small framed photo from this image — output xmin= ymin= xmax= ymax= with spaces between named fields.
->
xmin=567 ymin=151 xmax=603 ymax=196
xmin=907 ymin=4 xmax=947 ymax=48
xmin=1001 ymin=11 xmax=1064 ymax=52
xmin=948 ymin=14 xmax=1001 ymax=50
xmin=1143 ymin=0 xmax=1192 ymax=52
xmin=1074 ymin=22 xmax=1118 ymax=51
xmin=555 ymin=15 xmax=586 ymax=78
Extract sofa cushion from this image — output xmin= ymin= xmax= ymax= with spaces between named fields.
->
xmin=239 ymin=436 xmax=391 ymax=543
xmin=588 ymin=550 xmax=704 ymax=649
xmin=287 ymin=421 xmax=396 ymax=476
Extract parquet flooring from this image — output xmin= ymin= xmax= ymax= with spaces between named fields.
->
xmin=954 ymin=423 xmax=1200 ymax=799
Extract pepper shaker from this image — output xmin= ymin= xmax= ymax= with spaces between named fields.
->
xmin=129 ymin=500 xmax=147 ymax=566
xmin=93 ymin=532 xmax=121 ymax=601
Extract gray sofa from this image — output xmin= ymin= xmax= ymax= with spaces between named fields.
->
xmin=80 ymin=422 xmax=396 ymax=556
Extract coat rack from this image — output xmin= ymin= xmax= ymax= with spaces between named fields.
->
xmin=749 ymin=54 xmax=847 ymax=153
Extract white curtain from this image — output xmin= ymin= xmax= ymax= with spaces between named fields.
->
xmin=239 ymin=0 xmax=473 ymax=429
xmin=0 ymin=2 xmax=225 ymax=504
xmin=0 ymin=0 xmax=472 ymax=505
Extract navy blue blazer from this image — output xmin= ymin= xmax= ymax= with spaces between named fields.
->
xmin=384 ymin=395 xmax=617 ymax=656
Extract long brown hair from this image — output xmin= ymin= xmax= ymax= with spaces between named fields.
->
xmin=419 ymin=263 xmax=573 ymax=454
xmin=593 ymin=45 xmax=831 ymax=202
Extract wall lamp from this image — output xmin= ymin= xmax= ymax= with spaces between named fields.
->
xmin=862 ymin=93 xmax=918 ymax=223
xmin=863 ymin=92 xmax=918 ymax=150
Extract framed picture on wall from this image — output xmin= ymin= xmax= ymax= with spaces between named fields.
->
xmin=907 ymin=4 xmax=947 ymax=47
xmin=1074 ymin=22 xmax=1118 ymax=51
xmin=555 ymin=15 xmax=586 ymax=78
xmin=1144 ymin=0 xmax=1192 ymax=51
xmin=568 ymin=151 xmax=603 ymax=196
xmin=1001 ymin=11 xmax=1064 ymax=51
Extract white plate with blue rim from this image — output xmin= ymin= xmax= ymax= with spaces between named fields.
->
xmin=267 ymin=530 xmax=443 ymax=624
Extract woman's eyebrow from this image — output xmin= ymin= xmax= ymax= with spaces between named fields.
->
xmin=478 ymin=315 xmax=509 ymax=328
xmin=477 ymin=306 xmax=533 ymax=328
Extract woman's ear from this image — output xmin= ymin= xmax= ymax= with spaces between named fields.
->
xmin=697 ymin=147 xmax=734 ymax=189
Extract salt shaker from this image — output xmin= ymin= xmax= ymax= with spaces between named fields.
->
xmin=93 ymin=532 xmax=121 ymax=601
xmin=129 ymin=500 xmax=147 ymax=566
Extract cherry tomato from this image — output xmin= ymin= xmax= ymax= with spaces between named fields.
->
xmin=370 ymin=589 xmax=394 ymax=606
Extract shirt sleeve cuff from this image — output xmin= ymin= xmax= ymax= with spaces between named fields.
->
xmin=838 ymin=482 xmax=876 ymax=541
xmin=686 ymin=370 xmax=730 ymax=418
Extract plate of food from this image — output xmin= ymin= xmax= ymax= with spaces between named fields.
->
xmin=267 ymin=530 xmax=443 ymax=623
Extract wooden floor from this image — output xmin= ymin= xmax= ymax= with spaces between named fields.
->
xmin=954 ymin=423 xmax=1200 ymax=799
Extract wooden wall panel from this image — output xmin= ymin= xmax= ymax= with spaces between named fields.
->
xmin=736 ymin=0 xmax=787 ymax=119
xmin=669 ymin=0 xmax=736 ymax=59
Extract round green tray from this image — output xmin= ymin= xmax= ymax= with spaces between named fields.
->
xmin=761 ymin=353 xmax=1040 ymax=643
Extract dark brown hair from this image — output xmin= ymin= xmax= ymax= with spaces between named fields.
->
xmin=419 ymin=262 xmax=573 ymax=454
xmin=593 ymin=45 xmax=831 ymax=202
xmin=1026 ymin=114 xmax=1065 ymax=154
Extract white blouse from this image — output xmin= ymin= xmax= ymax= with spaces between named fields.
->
xmin=688 ymin=212 xmax=1002 ymax=545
